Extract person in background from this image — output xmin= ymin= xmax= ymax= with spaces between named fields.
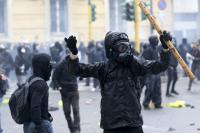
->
xmin=15 ymin=46 xmax=31 ymax=86
xmin=0 ymin=73 xmax=7 ymax=133
xmin=188 ymin=43 xmax=200 ymax=91
xmin=0 ymin=44 xmax=14 ymax=77
xmin=78 ymin=41 xmax=86 ymax=63
xmin=179 ymin=38 xmax=191 ymax=76
xmin=50 ymin=42 xmax=63 ymax=64
xmin=85 ymin=41 xmax=95 ymax=87
xmin=142 ymin=35 xmax=164 ymax=109
xmin=166 ymin=38 xmax=179 ymax=97
xmin=52 ymin=49 xmax=80 ymax=133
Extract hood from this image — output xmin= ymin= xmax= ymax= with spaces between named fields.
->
xmin=32 ymin=53 xmax=52 ymax=81
xmin=104 ymin=31 xmax=129 ymax=59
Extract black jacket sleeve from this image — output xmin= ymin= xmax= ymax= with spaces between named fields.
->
xmin=132 ymin=50 xmax=170 ymax=76
xmin=52 ymin=62 xmax=63 ymax=88
xmin=66 ymin=56 xmax=105 ymax=79
xmin=30 ymin=81 xmax=47 ymax=126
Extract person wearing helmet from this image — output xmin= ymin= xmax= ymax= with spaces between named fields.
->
xmin=65 ymin=31 xmax=172 ymax=133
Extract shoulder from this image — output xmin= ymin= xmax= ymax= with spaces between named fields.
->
xmin=29 ymin=79 xmax=48 ymax=93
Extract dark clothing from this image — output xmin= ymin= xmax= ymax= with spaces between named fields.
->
xmin=14 ymin=55 xmax=30 ymax=76
xmin=179 ymin=43 xmax=191 ymax=64
xmin=61 ymin=91 xmax=80 ymax=133
xmin=52 ymin=58 xmax=80 ymax=133
xmin=52 ymin=59 xmax=78 ymax=94
xmin=78 ymin=43 xmax=86 ymax=63
xmin=86 ymin=46 xmax=95 ymax=64
xmin=166 ymin=54 xmax=178 ymax=94
xmin=32 ymin=54 xmax=52 ymax=81
xmin=26 ymin=53 xmax=52 ymax=133
xmin=0 ymin=51 xmax=14 ymax=76
xmin=142 ymin=46 xmax=162 ymax=107
xmin=142 ymin=46 xmax=159 ymax=61
xmin=94 ymin=48 xmax=106 ymax=63
xmin=66 ymin=50 xmax=169 ymax=130
xmin=50 ymin=46 xmax=62 ymax=63
xmin=104 ymin=126 xmax=143 ymax=133
xmin=188 ymin=48 xmax=200 ymax=90
xmin=0 ymin=79 xmax=8 ymax=97
xmin=166 ymin=67 xmax=178 ymax=94
xmin=190 ymin=48 xmax=200 ymax=74
xmin=28 ymin=76 xmax=52 ymax=126
xmin=143 ymin=75 xmax=161 ymax=107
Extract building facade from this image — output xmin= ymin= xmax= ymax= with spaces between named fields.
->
xmin=0 ymin=0 xmax=173 ymax=43
xmin=173 ymin=0 xmax=200 ymax=43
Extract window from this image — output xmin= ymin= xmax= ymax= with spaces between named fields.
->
xmin=50 ymin=0 xmax=68 ymax=34
xmin=0 ymin=0 xmax=7 ymax=35
xmin=109 ymin=0 xmax=126 ymax=32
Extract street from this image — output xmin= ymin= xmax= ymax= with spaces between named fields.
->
xmin=1 ymin=77 xmax=200 ymax=133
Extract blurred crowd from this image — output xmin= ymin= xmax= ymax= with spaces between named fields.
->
xmin=0 ymin=37 xmax=200 ymax=92
xmin=0 ymin=35 xmax=200 ymax=133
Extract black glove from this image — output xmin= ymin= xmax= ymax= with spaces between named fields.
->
xmin=64 ymin=36 xmax=78 ymax=55
xmin=160 ymin=31 xmax=172 ymax=49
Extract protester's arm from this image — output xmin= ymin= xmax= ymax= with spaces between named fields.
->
xmin=66 ymin=54 xmax=105 ymax=79
xmin=52 ymin=63 xmax=62 ymax=89
xmin=133 ymin=51 xmax=170 ymax=76
xmin=65 ymin=36 xmax=105 ymax=79
xmin=133 ymin=31 xmax=171 ymax=76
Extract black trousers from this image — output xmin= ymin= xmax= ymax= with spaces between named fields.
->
xmin=61 ymin=91 xmax=80 ymax=133
xmin=104 ymin=126 xmax=143 ymax=133
xmin=143 ymin=75 xmax=161 ymax=107
xmin=166 ymin=67 xmax=178 ymax=94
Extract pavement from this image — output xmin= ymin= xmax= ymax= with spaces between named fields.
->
xmin=1 ymin=77 xmax=200 ymax=133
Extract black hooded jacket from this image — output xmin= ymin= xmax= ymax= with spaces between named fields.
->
xmin=66 ymin=50 xmax=169 ymax=129
xmin=52 ymin=59 xmax=78 ymax=95
xmin=27 ymin=54 xmax=52 ymax=126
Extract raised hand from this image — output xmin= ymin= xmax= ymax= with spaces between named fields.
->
xmin=64 ymin=36 xmax=78 ymax=55
xmin=160 ymin=31 xmax=172 ymax=49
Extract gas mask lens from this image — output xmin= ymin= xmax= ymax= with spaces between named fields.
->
xmin=114 ymin=42 xmax=130 ymax=53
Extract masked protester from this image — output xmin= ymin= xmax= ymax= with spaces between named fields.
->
xmin=64 ymin=31 xmax=171 ymax=133
xmin=166 ymin=38 xmax=179 ymax=97
xmin=0 ymin=44 xmax=14 ymax=77
xmin=23 ymin=53 xmax=53 ymax=133
xmin=15 ymin=46 xmax=31 ymax=86
xmin=142 ymin=35 xmax=165 ymax=109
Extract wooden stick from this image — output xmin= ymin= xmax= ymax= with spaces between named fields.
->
xmin=138 ymin=1 xmax=195 ymax=80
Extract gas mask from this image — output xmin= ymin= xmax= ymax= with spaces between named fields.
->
xmin=112 ymin=41 xmax=132 ymax=64
xmin=104 ymin=32 xmax=133 ymax=64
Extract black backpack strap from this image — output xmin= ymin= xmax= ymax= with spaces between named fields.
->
xmin=28 ymin=77 xmax=44 ymax=87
